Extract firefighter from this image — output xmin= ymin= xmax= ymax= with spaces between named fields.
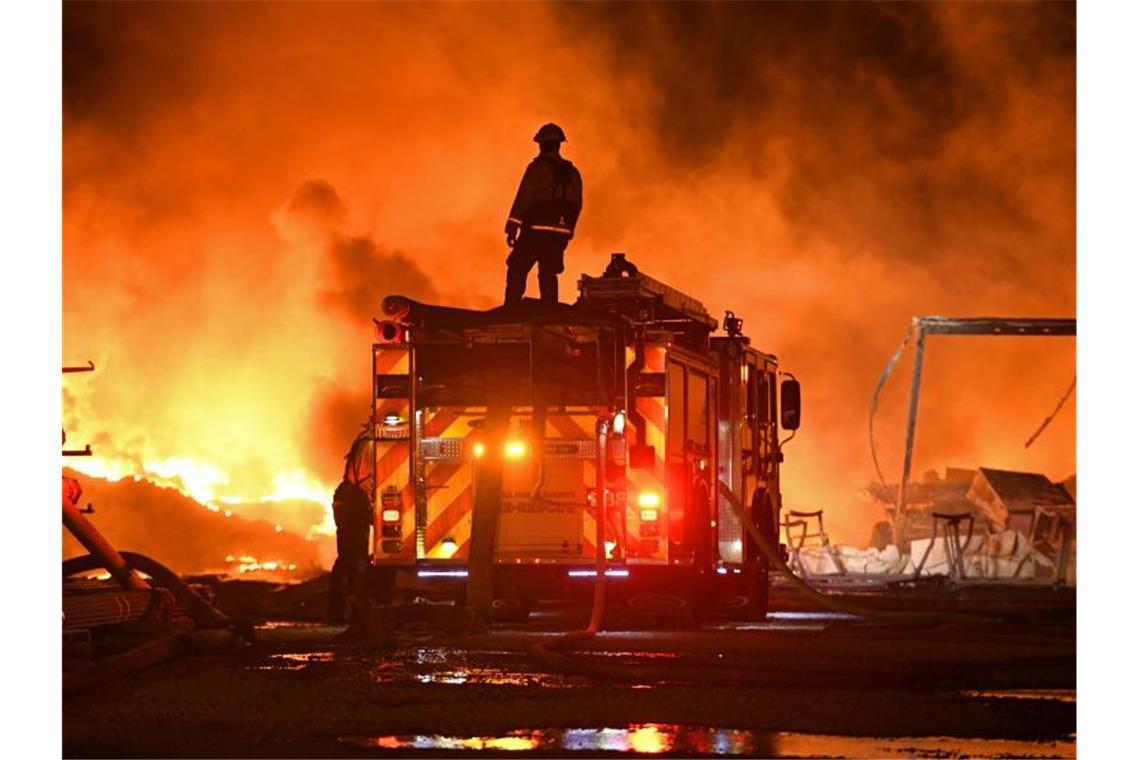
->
xmin=503 ymin=122 xmax=583 ymax=305
xmin=327 ymin=474 xmax=373 ymax=624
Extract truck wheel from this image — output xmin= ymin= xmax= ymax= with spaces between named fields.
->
xmin=749 ymin=563 xmax=770 ymax=621
xmin=747 ymin=488 xmax=776 ymax=621
xmin=625 ymin=591 xmax=698 ymax=630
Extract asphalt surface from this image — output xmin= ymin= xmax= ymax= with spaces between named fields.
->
xmin=63 ymin=599 xmax=1076 ymax=758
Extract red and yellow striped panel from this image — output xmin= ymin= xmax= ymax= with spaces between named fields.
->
xmin=419 ymin=408 xmax=610 ymax=563
xmin=373 ymin=345 xmax=414 ymax=562
xmin=626 ymin=344 xmax=668 ymax=563
xmin=555 ymin=412 xmax=602 ymax=560
xmin=422 ymin=407 xmax=478 ymax=559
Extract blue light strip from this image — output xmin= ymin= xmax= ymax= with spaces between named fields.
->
xmin=416 ymin=569 xmax=468 ymax=578
xmin=567 ymin=568 xmax=630 ymax=578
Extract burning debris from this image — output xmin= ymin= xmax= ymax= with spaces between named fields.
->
xmin=62 ymin=468 xmax=328 ymax=582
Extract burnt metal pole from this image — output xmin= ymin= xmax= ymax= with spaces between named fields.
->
xmin=895 ymin=321 xmax=925 ymax=543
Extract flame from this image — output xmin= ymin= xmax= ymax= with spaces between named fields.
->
xmin=223 ymin=554 xmax=300 ymax=576
xmin=69 ymin=453 xmax=337 ymax=540
xmin=63 ymin=2 xmax=1074 ymax=551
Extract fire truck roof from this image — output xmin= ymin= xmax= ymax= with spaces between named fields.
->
xmin=388 ymin=297 xmax=625 ymax=332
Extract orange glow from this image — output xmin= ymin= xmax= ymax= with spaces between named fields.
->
xmin=471 ymin=441 xmax=486 ymax=459
xmin=503 ymin=440 xmax=527 ymax=460
xmin=62 ymin=2 xmax=1073 ymax=559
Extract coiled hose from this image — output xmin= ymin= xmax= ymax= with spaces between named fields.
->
xmin=63 ymin=551 xmax=256 ymax=640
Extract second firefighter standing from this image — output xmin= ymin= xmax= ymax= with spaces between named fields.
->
xmin=503 ymin=123 xmax=583 ymax=305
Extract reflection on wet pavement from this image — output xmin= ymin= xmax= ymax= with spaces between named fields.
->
xmin=960 ymin=688 xmax=1077 ymax=703
xmin=254 ymin=651 xmax=338 ymax=671
xmin=340 ymin=724 xmax=1076 ymax=757
xmin=251 ymin=646 xmax=589 ymax=686
xmin=373 ymin=647 xmax=587 ymax=687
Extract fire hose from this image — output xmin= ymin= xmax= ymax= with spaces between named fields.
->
xmin=63 ymin=551 xmax=255 ymax=638
xmin=63 ymin=551 xmax=255 ymax=697
xmin=530 ymin=416 xmax=612 ymax=670
xmin=715 ymin=483 xmax=996 ymax=626
xmin=529 ymin=421 xmax=996 ymax=681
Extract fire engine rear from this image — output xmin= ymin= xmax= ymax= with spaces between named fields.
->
xmin=361 ymin=254 xmax=800 ymax=624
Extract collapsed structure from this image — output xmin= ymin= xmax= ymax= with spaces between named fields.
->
xmin=858 ymin=466 xmax=1076 ymax=583
xmin=353 ymin=254 xmax=802 ymax=623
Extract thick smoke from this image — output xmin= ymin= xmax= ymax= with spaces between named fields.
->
xmin=64 ymin=2 xmax=1073 ymax=548
xmin=279 ymin=179 xmax=439 ymax=482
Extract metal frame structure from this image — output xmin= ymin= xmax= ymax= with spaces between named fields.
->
xmin=894 ymin=317 xmax=1076 ymax=541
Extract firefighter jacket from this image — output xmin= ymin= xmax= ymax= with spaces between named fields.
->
xmin=332 ymin=480 xmax=372 ymax=536
xmin=506 ymin=154 xmax=583 ymax=237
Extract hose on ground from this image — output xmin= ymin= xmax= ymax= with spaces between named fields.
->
xmin=529 ymin=477 xmax=1002 ymax=682
xmin=63 ymin=552 xmax=255 ymax=696
xmin=530 ymin=420 xmax=611 ymax=671
xmin=717 ymin=482 xmax=996 ymax=626
xmin=63 ymin=551 xmax=257 ymax=642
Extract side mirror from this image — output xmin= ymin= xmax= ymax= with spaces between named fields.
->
xmin=780 ymin=378 xmax=801 ymax=431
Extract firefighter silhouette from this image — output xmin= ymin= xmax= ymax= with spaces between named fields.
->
xmin=327 ymin=474 xmax=372 ymax=624
xmin=503 ymin=123 xmax=583 ymax=305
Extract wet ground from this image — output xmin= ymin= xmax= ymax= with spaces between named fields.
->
xmin=63 ymin=602 xmax=1075 ymax=758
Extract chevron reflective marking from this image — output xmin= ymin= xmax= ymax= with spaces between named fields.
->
xmin=373 ymin=344 xmax=414 ymax=562
xmin=421 ymin=406 xmax=478 ymax=559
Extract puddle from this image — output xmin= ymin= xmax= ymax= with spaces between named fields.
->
xmin=256 ymin=620 xmax=330 ymax=630
xmin=248 ymin=645 xmax=583 ymax=685
xmin=371 ymin=648 xmax=586 ymax=687
xmin=960 ymin=689 xmax=1076 ymax=703
xmin=253 ymin=650 xmax=338 ymax=671
xmin=340 ymin=724 xmax=1075 ymax=757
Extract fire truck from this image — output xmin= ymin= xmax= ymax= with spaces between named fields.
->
xmin=361 ymin=254 xmax=800 ymax=624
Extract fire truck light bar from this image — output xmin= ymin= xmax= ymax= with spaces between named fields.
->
xmin=567 ymin=568 xmax=630 ymax=578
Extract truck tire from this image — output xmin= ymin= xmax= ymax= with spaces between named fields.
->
xmin=748 ymin=488 xmax=777 ymax=621
xmin=749 ymin=562 xmax=770 ymax=621
xmin=625 ymin=590 xmax=699 ymax=629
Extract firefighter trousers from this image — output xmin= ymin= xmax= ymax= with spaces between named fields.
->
xmin=328 ymin=529 xmax=369 ymax=623
xmin=504 ymin=230 xmax=569 ymax=305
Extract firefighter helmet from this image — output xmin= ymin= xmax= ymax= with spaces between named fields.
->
xmin=533 ymin=123 xmax=567 ymax=143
